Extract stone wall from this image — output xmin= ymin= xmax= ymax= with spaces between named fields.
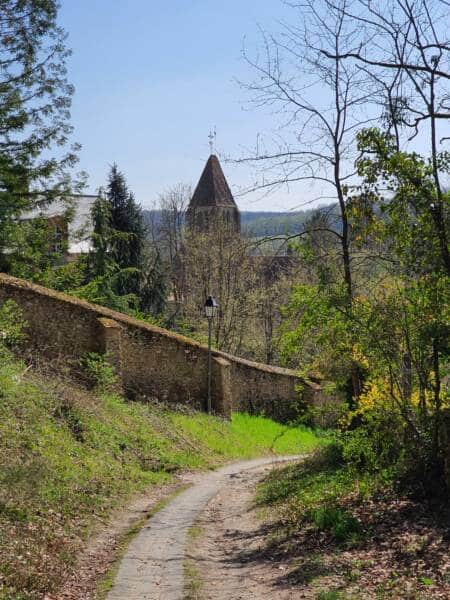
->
xmin=0 ymin=273 xmax=326 ymax=420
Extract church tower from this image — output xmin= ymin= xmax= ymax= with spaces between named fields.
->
xmin=186 ymin=154 xmax=240 ymax=234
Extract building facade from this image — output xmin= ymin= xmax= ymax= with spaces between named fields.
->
xmin=21 ymin=194 xmax=98 ymax=258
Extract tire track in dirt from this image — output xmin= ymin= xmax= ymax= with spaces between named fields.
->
xmin=185 ymin=465 xmax=299 ymax=599
xmin=106 ymin=456 xmax=301 ymax=600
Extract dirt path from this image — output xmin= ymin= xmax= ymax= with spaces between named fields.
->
xmin=55 ymin=479 xmax=186 ymax=600
xmin=185 ymin=464 xmax=298 ymax=600
xmin=188 ymin=468 xmax=450 ymax=600
xmin=106 ymin=456 xmax=300 ymax=600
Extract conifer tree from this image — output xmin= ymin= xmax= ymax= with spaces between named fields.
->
xmin=87 ymin=165 xmax=167 ymax=315
xmin=0 ymin=1 xmax=81 ymax=270
xmin=106 ymin=164 xmax=145 ymax=297
xmin=79 ymin=192 xmax=137 ymax=313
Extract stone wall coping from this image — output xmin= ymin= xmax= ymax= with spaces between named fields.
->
xmin=98 ymin=317 xmax=122 ymax=329
xmin=212 ymin=355 xmax=232 ymax=367
xmin=0 ymin=273 xmax=313 ymax=383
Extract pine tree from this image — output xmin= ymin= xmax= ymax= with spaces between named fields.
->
xmin=106 ymin=164 xmax=145 ymax=297
xmin=80 ymin=192 xmax=137 ymax=313
xmin=0 ymin=1 xmax=81 ymax=270
xmin=87 ymin=165 xmax=167 ymax=315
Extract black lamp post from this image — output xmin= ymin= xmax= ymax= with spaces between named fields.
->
xmin=204 ymin=295 xmax=218 ymax=414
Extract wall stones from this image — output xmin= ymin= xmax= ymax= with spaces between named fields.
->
xmin=0 ymin=273 xmax=327 ymax=421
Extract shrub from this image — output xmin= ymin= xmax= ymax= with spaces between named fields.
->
xmin=340 ymin=422 xmax=404 ymax=474
xmin=81 ymin=352 xmax=118 ymax=392
xmin=0 ymin=300 xmax=27 ymax=352
xmin=311 ymin=506 xmax=361 ymax=543
xmin=37 ymin=258 xmax=87 ymax=292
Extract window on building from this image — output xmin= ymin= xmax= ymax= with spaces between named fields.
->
xmin=50 ymin=224 xmax=65 ymax=254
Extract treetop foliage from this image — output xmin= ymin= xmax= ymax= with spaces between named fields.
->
xmin=0 ymin=0 xmax=85 ymax=273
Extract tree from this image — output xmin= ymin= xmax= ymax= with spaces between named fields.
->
xmin=237 ymin=0 xmax=448 ymax=494
xmin=78 ymin=191 xmax=138 ymax=313
xmin=106 ymin=164 xmax=146 ymax=298
xmin=239 ymin=0 xmax=376 ymax=399
xmin=0 ymin=0 xmax=82 ymax=269
xmin=86 ymin=167 xmax=168 ymax=316
xmin=139 ymin=247 xmax=167 ymax=317
xmin=254 ymin=258 xmax=295 ymax=364
xmin=182 ymin=222 xmax=257 ymax=355
xmin=324 ymin=0 xmax=450 ymax=275
xmin=157 ymin=183 xmax=190 ymax=303
xmin=89 ymin=191 xmax=112 ymax=280
xmin=351 ymin=127 xmax=449 ymax=488
xmin=318 ymin=0 xmax=450 ymax=481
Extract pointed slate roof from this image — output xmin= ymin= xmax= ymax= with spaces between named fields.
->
xmin=189 ymin=154 xmax=237 ymax=208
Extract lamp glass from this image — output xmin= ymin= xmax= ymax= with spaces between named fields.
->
xmin=204 ymin=296 xmax=218 ymax=318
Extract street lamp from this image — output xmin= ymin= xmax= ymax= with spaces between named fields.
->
xmin=204 ymin=295 xmax=218 ymax=414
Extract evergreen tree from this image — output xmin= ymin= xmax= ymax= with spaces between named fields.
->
xmin=0 ymin=1 xmax=81 ymax=271
xmin=85 ymin=166 xmax=167 ymax=315
xmin=106 ymin=164 xmax=145 ymax=297
xmin=79 ymin=192 xmax=137 ymax=313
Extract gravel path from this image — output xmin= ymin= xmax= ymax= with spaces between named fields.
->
xmin=106 ymin=456 xmax=300 ymax=600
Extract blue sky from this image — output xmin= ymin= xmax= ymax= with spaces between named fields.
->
xmin=59 ymin=1 xmax=442 ymax=211
xmin=60 ymin=0 xmax=297 ymax=211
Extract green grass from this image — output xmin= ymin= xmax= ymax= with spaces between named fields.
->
xmin=184 ymin=560 xmax=203 ymax=600
xmin=184 ymin=522 xmax=205 ymax=600
xmin=256 ymin=445 xmax=374 ymax=546
xmin=256 ymin=446 xmax=450 ymax=598
xmin=172 ymin=411 xmax=322 ymax=463
xmin=253 ymin=449 xmax=370 ymax=595
xmin=316 ymin=591 xmax=342 ymax=600
xmin=0 ymin=353 xmax=324 ymax=600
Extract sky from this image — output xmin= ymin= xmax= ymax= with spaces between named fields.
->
xmin=59 ymin=0 xmax=301 ymax=211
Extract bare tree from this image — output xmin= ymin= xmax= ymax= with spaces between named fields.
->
xmin=324 ymin=0 xmax=450 ymax=274
xmin=182 ymin=223 xmax=257 ymax=355
xmin=254 ymin=258 xmax=296 ymax=364
xmin=157 ymin=184 xmax=191 ymax=303
xmin=238 ymin=0 xmax=377 ymax=397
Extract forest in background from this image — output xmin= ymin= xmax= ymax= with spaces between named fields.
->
xmin=143 ymin=206 xmax=340 ymax=237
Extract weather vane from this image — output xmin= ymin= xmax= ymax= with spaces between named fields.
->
xmin=208 ymin=128 xmax=216 ymax=154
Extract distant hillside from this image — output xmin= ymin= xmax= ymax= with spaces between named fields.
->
xmin=240 ymin=209 xmax=325 ymax=236
xmin=143 ymin=205 xmax=337 ymax=237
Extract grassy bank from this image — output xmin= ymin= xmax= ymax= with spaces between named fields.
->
xmin=256 ymin=447 xmax=450 ymax=599
xmin=0 ymin=354 xmax=322 ymax=600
